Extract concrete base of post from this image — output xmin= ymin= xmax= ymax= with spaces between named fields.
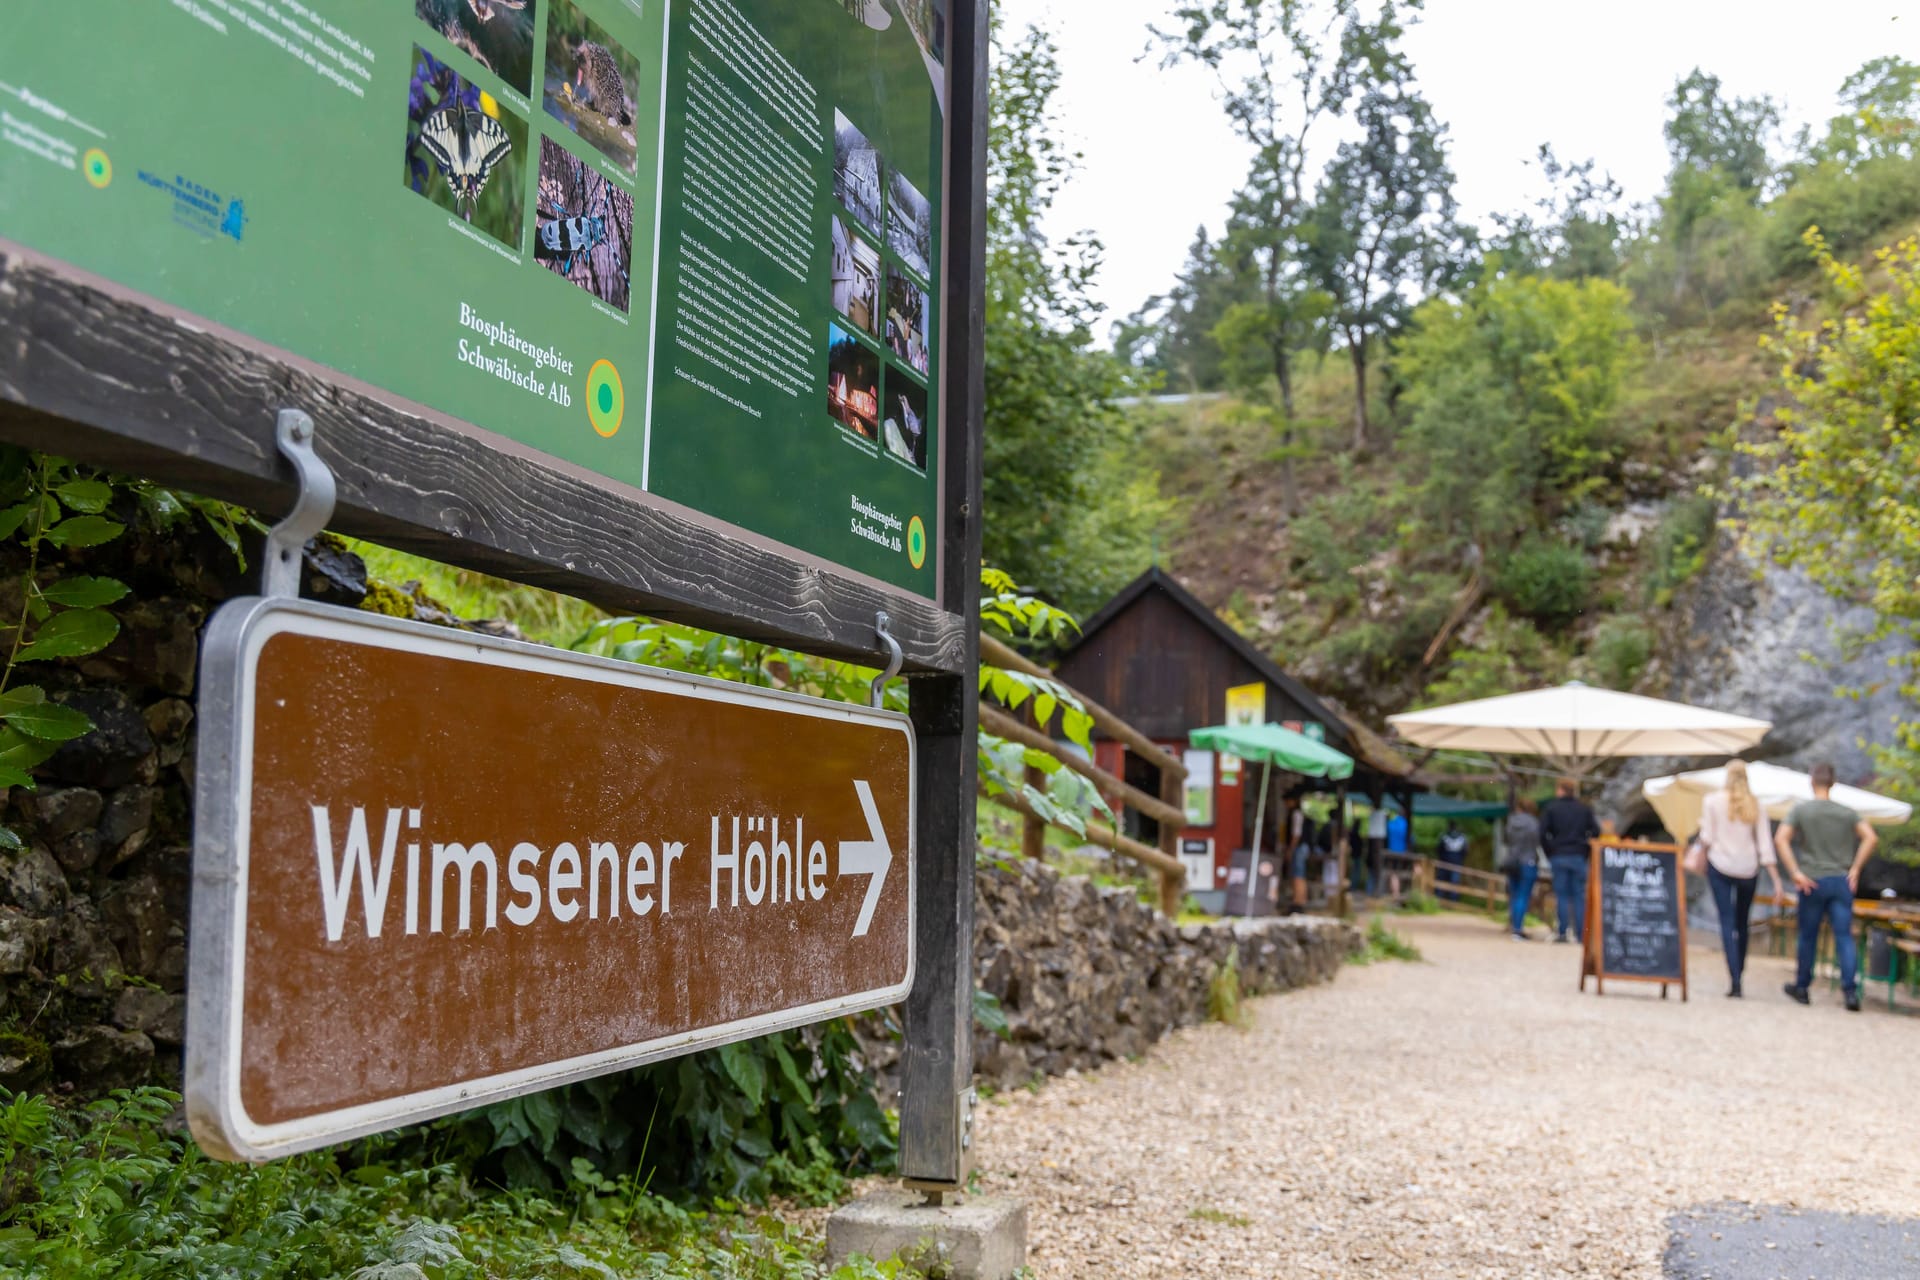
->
xmin=825 ymin=1191 xmax=1028 ymax=1279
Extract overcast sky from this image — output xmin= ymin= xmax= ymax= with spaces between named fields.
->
xmin=996 ymin=0 xmax=1918 ymax=331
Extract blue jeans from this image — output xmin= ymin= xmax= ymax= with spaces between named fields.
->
xmin=1507 ymin=862 xmax=1539 ymax=935
xmin=1549 ymin=855 xmax=1588 ymax=941
xmin=1796 ymin=875 xmax=1859 ymax=995
xmin=1706 ymin=862 xmax=1757 ymax=987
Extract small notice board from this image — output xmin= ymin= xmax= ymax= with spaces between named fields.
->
xmin=1581 ymin=838 xmax=1688 ymax=1001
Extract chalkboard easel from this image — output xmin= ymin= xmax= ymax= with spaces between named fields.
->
xmin=1580 ymin=838 xmax=1689 ymax=1001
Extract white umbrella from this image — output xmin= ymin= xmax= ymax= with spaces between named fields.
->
xmin=1643 ymin=761 xmax=1912 ymax=839
xmin=1387 ymin=682 xmax=1771 ymax=774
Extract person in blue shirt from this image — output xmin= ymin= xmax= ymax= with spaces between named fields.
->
xmin=1386 ymin=810 xmax=1409 ymax=854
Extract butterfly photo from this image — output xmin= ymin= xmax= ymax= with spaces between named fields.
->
xmin=403 ymin=45 xmax=527 ymax=249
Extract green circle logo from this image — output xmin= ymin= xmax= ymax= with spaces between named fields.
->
xmin=83 ymin=149 xmax=111 ymax=189
xmin=906 ymin=516 xmax=927 ymax=569
xmin=586 ymin=359 xmax=623 ymax=438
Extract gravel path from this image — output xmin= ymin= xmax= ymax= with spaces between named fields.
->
xmin=968 ymin=912 xmax=1920 ymax=1278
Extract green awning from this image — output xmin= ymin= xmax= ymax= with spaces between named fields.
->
xmin=1382 ymin=794 xmax=1509 ymax=820
xmin=1189 ymin=722 xmax=1355 ymax=781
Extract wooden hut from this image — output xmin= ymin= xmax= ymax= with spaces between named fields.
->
xmin=1055 ymin=568 xmax=1420 ymax=902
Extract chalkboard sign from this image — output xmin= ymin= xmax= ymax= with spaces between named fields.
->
xmin=1581 ymin=839 xmax=1689 ymax=1000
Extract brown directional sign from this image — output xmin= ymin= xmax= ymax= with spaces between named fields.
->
xmin=185 ymin=598 xmax=914 ymax=1161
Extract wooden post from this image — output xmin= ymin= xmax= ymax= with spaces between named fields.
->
xmin=1332 ymin=783 xmax=1350 ymax=918
xmin=1019 ymin=706 xmax=1046 ymax=862
xmin=1158 ymin=758 xmax=1185 ymax=917
xmin=898 ymin=0 xmax=986 ymax=1194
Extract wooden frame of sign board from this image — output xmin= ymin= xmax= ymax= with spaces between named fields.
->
xmin=1580 ymin=837 xmax=1689 ymax=1001
xmin=0 ymin=1 xmax=989 ymax=1190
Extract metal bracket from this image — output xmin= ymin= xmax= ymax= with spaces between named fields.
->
xmin=870 ymin=611 xmax=903 ymax=709
xmin=261 ymin=410 xmax=337 ymax=599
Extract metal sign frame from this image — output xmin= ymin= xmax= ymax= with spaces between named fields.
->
xmin=188 ymin=594 xmax=916 ymax=1161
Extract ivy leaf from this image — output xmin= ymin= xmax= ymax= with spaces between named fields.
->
xmin=1033 ymin=691 xmax=1058 ymax=729
xmin=43 ymin=515 xmax=124 ymax=549
xmin=0 ymin=727 xmax=58 ymax=772
xmin=4 ymin=701 xmax=93 ymax=742
xmin=6 ymin=698 xmax=92 ymax=743
xmin=0 ymin=687 xmax=47 ymax=716
xmin=717 ymin=1042 xmax=766 ymax=1109
xmin=519 ymin=1090 xmax=562 ymax=1154
xmin=1061 ymin=706 xmax=1095 ymax=749
xmin=15 ymin=609 xmax=120 ymax=662
xmin=37 ymin=575 xmax=130 ymax=609
xmin=1020 ymin=747 xmax=1062 ymax=775
xmin=973 ymin=986 xmax=1011 ymax=1040
xmin=53 ymin=479 xmax=113 ymax=514
xmin=0 ymin=504 xmax=32 ymax=541
xmin=770 ymin=1038 xmax=813 ymax=1107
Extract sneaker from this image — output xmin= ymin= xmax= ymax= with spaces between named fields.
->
xmin=1783 ymin=983 xmax=1810 ymax=1005
xmin=1845 ymin=990 xmax=1862 ymax=1013
xmin=1552 ymin=933 xmax=1571 ymax=945
xmin=1727 ymin=986 xmax=1743 ymax=999
xmin=1513 ymin=930 xmax=1534 ymax=941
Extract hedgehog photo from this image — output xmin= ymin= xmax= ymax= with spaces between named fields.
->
xmin=571 ymin=42 xmax=633 ymax=127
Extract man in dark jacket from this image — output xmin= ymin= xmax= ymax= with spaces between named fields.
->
xmin=1539 ymin=777 xmax=1600 ymax=944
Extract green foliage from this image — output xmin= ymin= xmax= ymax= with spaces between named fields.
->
xmin=1735 ymin=229 xmax=1920 ymax=789
xmin=1188 ymin=1206 xmax=1253 ymax=1228
xmin=1765 ymin=156 xmax=1920 ymax=272
xmin=1349 ymin=916 xmax=1422 ymax=964
xmin=1307 ymin=67 xmax=1465 ymax=448
xmin=351 ymin=541 xmax=606 ymax=648
xmin=0 ymin=456 xmax=130 ymax=796
xmin=1206 ymin=944 xmax=1250 ymax=1029
xmin=1491 ymin=538 xmax=1593 ymax=626
xmin=1424 ymin=604 xmax=1565 ymax=706
xmin=1803 ymin=56 xmax=1920 ymax=169
xmin=1400 ymin=273 xmax=1640 ymax=546
xmin=1663 ymin=68 xmax=1778 ymax=201
xmin=981 ymin=22 xmax=1160 ymax=612
xmin=1396 ymin=892 xmax=1441 ymax=915
xmin=0 ymin=1086 xmax=898 ymax=1279
xmin=427 ymin=1021 xmax=895 ymax=1203
xmin=1643 ymin=495 xmax=1718 ymax=607
xmin=1582 ymin=617 xmax=1654 ymax=690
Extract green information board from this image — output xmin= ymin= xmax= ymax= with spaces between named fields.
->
xmin=0 ymin=0 xmax=946 ymax=596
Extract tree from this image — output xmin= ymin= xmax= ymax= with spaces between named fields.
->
xmin=980 ymin=22 xmax=1160 ymax=611
xmin=1306 ymin=72 xmax=1463 ymax=450
xmin=1736 ymin=230 xmax=1920 ymax=785
xmin=1397 ymin=273 xmax=1639 ymax=549
xmin=1484 ymin=145 xmax=1629 ymax=282
xmin=1152 ymin=0 xmax=1419 ymax=514
xmin=1625 ymin=69 xmax=1779 ymax=323
xmin=1114 ymin=227 xmax=1250 ymax=392
xmin=1664 ymin=68 xmax=1779 ymax=200
xmin=1812 ymin=56 xmax=1920 ymax=167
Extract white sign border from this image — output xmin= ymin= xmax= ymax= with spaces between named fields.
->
xmin=186 ymin=596 xmax=916 ymax=1162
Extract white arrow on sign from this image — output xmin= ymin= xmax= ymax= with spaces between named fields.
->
xmin=837 ymin=779 xmax=892 ymax=938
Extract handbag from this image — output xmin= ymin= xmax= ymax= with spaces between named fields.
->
xmin=1683 ymin=838 xmax=1708 ymax=876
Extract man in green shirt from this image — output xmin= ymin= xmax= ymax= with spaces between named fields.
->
xmin=1774 ymin=762 xmax=1879 ymax=1011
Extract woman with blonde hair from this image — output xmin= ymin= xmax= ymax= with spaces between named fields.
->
xmin=1697 ymin=759 xmax=1784 ymax=997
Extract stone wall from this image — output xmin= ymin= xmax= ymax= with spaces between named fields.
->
xmin=967 ymin=860 xmax=1359 ymax=1087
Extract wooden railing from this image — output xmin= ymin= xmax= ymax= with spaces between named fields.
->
xmin=1381 ymin=853 xmax=1554 ymax=924
xmin=978 ymin=633 xmax=1189 ymax=914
